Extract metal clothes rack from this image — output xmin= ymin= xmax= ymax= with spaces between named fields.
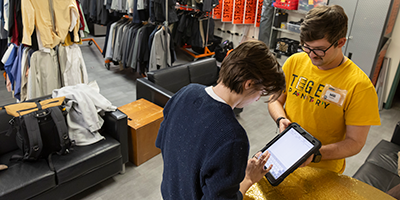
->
xmin=176 ymin=4 xmax=215 ymax=61
xmin=82 ymin=15 xmax=132 ymax=70
xmin=82 ymin=38 xmax=103 ymax=54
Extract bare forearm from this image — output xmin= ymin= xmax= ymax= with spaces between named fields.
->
xmin=268 ymin=94 xmax=287 ymax=121
xmin=320 ymin=126 xmax=370 ymax=160
xmin=239 ymin=178 xmax=253 ymax=197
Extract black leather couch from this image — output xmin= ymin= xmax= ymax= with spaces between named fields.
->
xmin=0 ymin=96 xmax=129 ymax=200
xmin=136 ymin=58 xmax=243 ymax=115
xmin=353 ymin=121 xmax=400 ymax=193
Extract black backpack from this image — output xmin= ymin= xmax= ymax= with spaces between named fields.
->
xmin=214 ymin=40 xmax=234 ymax=62
xmin=4 ymin=97 xmax=74 ymax=168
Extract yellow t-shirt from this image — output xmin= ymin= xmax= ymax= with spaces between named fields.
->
xmin=282 ymin=52 xmax=381 ymax=173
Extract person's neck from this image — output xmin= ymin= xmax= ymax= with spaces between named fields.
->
xmin=317 ymin=53 xmax=346 ymax=70
xmin=212 ymin=84 xmax=241 ymax=109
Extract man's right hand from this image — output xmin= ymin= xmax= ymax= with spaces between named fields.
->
xmin=279 ymin=118 xmax=291 ymax=133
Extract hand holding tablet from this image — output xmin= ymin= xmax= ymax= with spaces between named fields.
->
xmin=259 ymin=123 xmax=321 ymax=186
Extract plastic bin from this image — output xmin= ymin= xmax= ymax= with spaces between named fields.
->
xmin=273 ymin=0 xmax=299 ymax=10
xmin=287 ymin=22 xmax=301 ymax=33
xmin=298 ymin=0 xmax=328 ymax=12
xmin=274 ymin=37 xmax=300 ymax=56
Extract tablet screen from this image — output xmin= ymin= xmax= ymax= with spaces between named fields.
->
xmin=262 ymin=127 xmax=314 ymax=179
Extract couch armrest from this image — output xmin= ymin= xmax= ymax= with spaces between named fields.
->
xmin=390 ymin=121 xmax=400 ymax=146
xmin=136 ymin=78 xmax=174 ymax=108
xmin=103 ymin=109 xmax=129 ymax=164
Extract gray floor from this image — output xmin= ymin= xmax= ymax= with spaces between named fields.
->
xmin=1 ymin=36 xmax=400 ymax=199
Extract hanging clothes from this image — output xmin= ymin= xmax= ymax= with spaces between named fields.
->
xmin=258 ymin=0 xmax=273 ymax=45
xmin=21 ymin=0 xmax=80 ymax=49
xmin=58 ymin=44 xmax=88 ymax=87
xmin=102 ymin=16 xmax=120 ymax=58
xmin=0 ymin=0 xmax=8 ymax=39
xmin=27 ymin=49 xmax=61 ymax=99
xmin=136 ymin=23 xmax=156 ymax=72
xmin=0 ymin=39 xmax=8 ymax=70
xmin=0 ymin=0 xmax=8 ymax=70
xmin=149 ymin=27 xmax=171 ymax=71
xmin=3 ymin=43 xmax=17 ymax=89
xmin=172 ymin=10 xmax=215 ymax=49
xmin=9 ymin=44 xmax=23 ymax=100
xmin=8 ymin=0 xmax=23 ymax=45
xmin=76 ymin=0 xmax=91 ymax=38
xmin=150 ymin=0 xmax=178 ymax=23
xmin=3 ymin=0 xmax=9 ymax=32
xmin=19 ymin=46 xmax=30 ymax=102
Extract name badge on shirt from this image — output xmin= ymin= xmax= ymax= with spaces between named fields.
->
xmin=321 ymin=84 xmax=347 ymax=107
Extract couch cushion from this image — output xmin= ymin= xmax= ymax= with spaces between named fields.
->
xmin=365 ymin=140 xmax=400 ymax=174
xmin=188 ymin=58 xmax=219 ymax=86
xmin=51 ymin=134 xmax=121 ymax=184
xmin=0 ymin=150 xmax=56 ymax=200
xmin=147 ymin=65 xmax=190 ymax=93
xmin=353 ymin=162 xmax=400 ymax=192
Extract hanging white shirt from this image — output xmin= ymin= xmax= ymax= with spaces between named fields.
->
xmin=3 ymin=0 xmax=8 ymax=31
xmin=1 ymin=43 xmax=15 ymax=64
xmin=58 ymin=44 xmax=88 ymax=86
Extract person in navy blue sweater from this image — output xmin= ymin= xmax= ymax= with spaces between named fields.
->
xmin=156 ymin=40 xmax=286 ymax=199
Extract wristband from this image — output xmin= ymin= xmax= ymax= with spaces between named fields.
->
xmin=312 ymin=150 xmax=322 ymax=163
xmin=276 ymin=117 xmax=286 ymax=128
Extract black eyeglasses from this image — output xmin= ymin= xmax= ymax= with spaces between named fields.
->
xmin=301 ymin=40 xmax=338 ymax=57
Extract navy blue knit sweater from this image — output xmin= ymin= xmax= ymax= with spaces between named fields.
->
xmin=156 ymin=84 xmax=249 ymax=200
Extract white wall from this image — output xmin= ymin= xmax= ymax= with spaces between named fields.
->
xmin=384 ymin=11 xmax=400 ymax=103
xmin=213 ymin=21 xmax=260 ymax=47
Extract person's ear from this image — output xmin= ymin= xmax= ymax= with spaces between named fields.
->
xmin=337 ymin=37 xmax=346 ymax=48
xmin=244 ymin=80 xmax=253 ymax=90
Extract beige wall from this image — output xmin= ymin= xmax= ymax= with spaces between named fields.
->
xmin=384 ymin=11 xmax=400 ymax=103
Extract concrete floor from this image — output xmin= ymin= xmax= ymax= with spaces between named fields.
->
xmin=1 ymin=36 xmax=399 ymax=200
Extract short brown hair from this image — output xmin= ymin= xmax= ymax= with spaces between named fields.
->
xmin=218 ymin=40 xmax=285 ymax=102
xmin=300 ymin=5 xmax=348 ymax=46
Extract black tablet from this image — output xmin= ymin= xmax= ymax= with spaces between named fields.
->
xmin=259 ymin=122 xmax=321 ymax=186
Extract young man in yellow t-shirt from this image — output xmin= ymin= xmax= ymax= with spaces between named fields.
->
xmin=268 ymin=5 xmax=381 ymax=174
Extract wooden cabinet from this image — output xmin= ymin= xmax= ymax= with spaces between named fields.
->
xmin=118 ymin=99 xmax=163 ymax=166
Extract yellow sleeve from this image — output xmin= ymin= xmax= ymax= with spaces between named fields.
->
xmin=282 ymin=53 xmax=297 ymax=95
xmin=344 ymin=83 xmax=381 ymax=126
xmin=21 ymin=0 xmax=35 ymax=46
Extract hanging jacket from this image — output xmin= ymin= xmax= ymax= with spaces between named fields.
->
xmin=8 ymin=0 xmax=22 ymax=45
xmin=58 ymin=44 xmax=88 ymax=87
xmin=21 ymin=0 xmax=80 ymax=49
xmin=27 ymin=49 xmax=61 ymax=99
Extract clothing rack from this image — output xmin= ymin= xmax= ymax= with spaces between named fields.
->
xmin=177 ymin=4 xmax=215 ymax=61
xmin=82 ymin=38 xmax=103 ymax=54
xmin=103 ymin=15 xmax=132 ymax=70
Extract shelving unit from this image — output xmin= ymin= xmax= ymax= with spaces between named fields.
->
xmin=271 ymin=27 xmax=299 ymax=35
xmin=268 ymin=7 xmax=305 ymax=65
xmin=268 ymin=7 xmax=305 ymax=50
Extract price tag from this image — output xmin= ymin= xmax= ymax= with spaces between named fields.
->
xmin=308 ymin=0 xmax=313 ymax=5
xmin=281 ymin=0 xmax=285 ymax=2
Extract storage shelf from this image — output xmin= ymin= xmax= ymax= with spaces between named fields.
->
xmin=272 ymin=27 xmax=300 ymax=35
